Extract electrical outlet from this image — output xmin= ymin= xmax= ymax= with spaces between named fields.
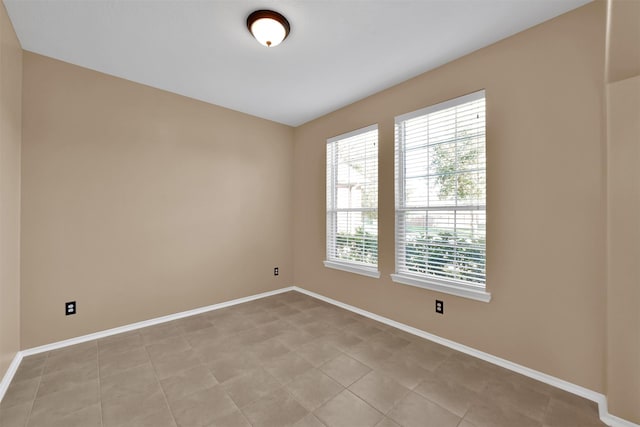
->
xmin=274 ymin=267 xmax=279 ymax=276
xmin=435 ymin=300 xmax=444 ymax=314
xmin=66 ymin=301 xmax=76 ymax=316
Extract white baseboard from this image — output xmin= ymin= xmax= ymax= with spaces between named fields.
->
xmin=1 ymin=285 xmax=637 ymax=427
xmin=0 ymin=351 xmax=23 ymax=402
xmin=21 ymin=287 xmax=294 ymax=357
xmin=601 ymin=410 xmax=640 ymax=427
xmin=291 ymin=286 xmax=639 ymax=427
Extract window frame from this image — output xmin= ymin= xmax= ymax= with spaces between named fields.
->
xmin=392 ymin=91 xmax=490 ymax=302
xmin=324 ymin=124 xmax=380 ymax=278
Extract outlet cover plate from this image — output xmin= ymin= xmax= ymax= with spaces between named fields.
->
xmin=66 ymin=301 xmax=76 ymax=316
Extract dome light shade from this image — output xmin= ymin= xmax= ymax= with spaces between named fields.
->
xmin=247 ymin=10 xmax=290 ymax=47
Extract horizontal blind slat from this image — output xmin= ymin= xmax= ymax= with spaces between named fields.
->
xmin=327 ymin=125 xmax=379 ymax=268
xmin=395 ymin=91 xmax=486 ymax=287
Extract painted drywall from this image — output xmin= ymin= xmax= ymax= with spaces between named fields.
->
xmin=606 ymin=74 xmax=640 ymax=424
xmin=0 ymin=1 xmax=22 ymax=379
xmin=294 ymin=1 xmax=607 ymax=396
xmin=605 ymin=1 xmax=640 ymax=421
xmin=606 ymin=74 xmax=640 ymax=425
xmin=607 ymin=0 xmax=640 ymax=83
xmin=21 ymin=53 xmax=294 ymax=348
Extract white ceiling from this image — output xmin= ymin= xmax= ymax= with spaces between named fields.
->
xmin=4 ymin=0 xmax=591 ymax=126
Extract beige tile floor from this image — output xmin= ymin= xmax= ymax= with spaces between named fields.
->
xmin=0 ymin=291 xmax=607 ymax=427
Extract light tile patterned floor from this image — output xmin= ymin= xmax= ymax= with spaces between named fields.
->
xmin=0 ymin=291 xmax=607 ymax=427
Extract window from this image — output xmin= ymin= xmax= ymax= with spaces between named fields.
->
xmin=392 ymin=91 xmax=490 ymax=302
xmin=325 ymin=125 xmax=380 ymax=278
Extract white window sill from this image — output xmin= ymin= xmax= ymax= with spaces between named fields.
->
xmin=324 ymin=260 xmax=381 ymax=278
xmin=390 ymin=273 xmax=491 ymax=303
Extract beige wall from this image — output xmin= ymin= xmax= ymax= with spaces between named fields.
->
xmin=21 ymin=53 xmax=294 ymax=348
xmin=607 ymin=0 xmax=640 ymax=83
xmin=294 ymin=1 xmax=607 ymax=395
xmin=606 ymin=75 xmax=640 ymax=424
xmin=0 ymin=2 xmax=22 ymax=378
xmin=605 ymin=1 xmax=640 ymax=422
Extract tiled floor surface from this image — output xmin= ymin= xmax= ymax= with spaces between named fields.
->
xmin=0 ymin=291 xmax=607 ymax=427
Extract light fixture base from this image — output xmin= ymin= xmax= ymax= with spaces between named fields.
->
xmin=247 ymin=10 xmax=290 ymax=47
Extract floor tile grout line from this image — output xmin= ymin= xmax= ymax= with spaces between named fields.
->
xmin=96 ymin=343 xmax=105 ymax=427
xmin=141 ymin=342 xmax=179 ymax=427
xmin=224 ymin=395 xmax=250 ymax=426
xmin=539 ymin=393 xmax=554 ymax=425
xmin=234 ymin=384 xmax=283 ymax=427
xmin=176 ymin=326 xmax=255 ymax=422
xmin=280 ymin=385 xmax=317 ymax=425
xmin=218 ymin=299 xmax=322 ymax=426
xmin=308 ymin=299 xmax=465 ymax=425
xmin=456 ymin=396 xmax=474 ymax=426
xmin=17 ymin=348 xmax=109 ymax=426
xmin=21 ymin=352 xmax=48 ymax=427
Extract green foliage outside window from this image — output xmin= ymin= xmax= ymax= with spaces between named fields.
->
xmin=335 ymin=227 xmax=378 ymax=265
xmin=431 ymin=131 xmax=483 ymax=202
xmin=416 ymin=128 xmax=485 ymax=284
xmin=405 ymin=231 xmax=485 ymax=284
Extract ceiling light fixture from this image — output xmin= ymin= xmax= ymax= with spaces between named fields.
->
xmin=247 ymin=10 xmax=290 ymax=47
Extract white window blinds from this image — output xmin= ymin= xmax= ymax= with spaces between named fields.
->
xmin=394 ymin=91 xmax=487 ymax=297
xmin=326 ymin=125 xmax=379 ymax=276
